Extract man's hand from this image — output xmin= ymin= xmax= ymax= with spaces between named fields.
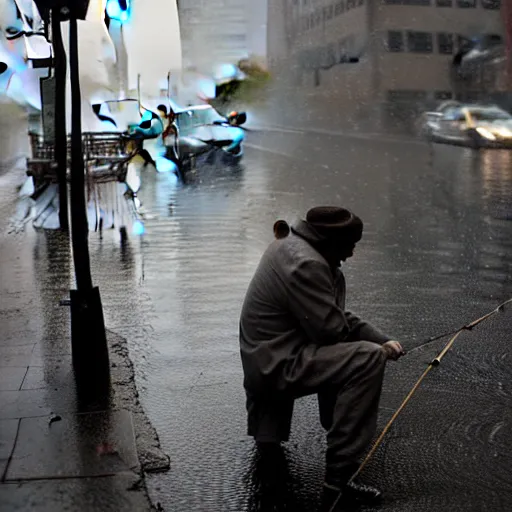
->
xmin=381 ymin=340 xmax=406 ymax=361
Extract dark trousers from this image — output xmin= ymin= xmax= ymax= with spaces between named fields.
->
xmin=246 ymin=341 xmax=386 ymax=480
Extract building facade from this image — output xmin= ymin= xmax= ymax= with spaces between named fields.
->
xmin=178 ymin=0 xmax=267 ymax=73
xmin=266 ymin=0 xmax=505 ymax=130
xmin=376 ymin=0 xmax=503 ymax=105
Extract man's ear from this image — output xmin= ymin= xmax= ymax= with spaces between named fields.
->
xmin=273 ymin=220 xmax=290 ymax=239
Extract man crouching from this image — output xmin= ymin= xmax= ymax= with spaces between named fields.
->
xmin=239 ymin=206 xmax=405 ymax=511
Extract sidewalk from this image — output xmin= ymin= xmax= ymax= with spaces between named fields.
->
xmin=0 ymin=141 xmax=168 ymax=510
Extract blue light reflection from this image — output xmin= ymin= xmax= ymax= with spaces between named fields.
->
xmin=106 ymin=0 xmax=131 ymax=23
xmin=132 ymin=219 xmax=145 ymax=236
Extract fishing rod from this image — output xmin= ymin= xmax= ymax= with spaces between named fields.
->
xmin=408 ymin=297 xmax=512 ymax=354
xmin=328 ymin=296 xmax=512 ymax=512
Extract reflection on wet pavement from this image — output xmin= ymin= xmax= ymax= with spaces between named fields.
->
xmin=4 ymin=129 xmax=512 ymax=511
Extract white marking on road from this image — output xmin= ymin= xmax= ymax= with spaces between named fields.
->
xmin=248 ymin=125 xmax=306 ymax=135
xmin=244 ymin=143 xmax=299 ymax=160
xmin=250 ymin=125 xmax=425 ymax=146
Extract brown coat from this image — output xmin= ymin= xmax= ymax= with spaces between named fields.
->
xmin=239 ymin=220 xmax=390 ymax=393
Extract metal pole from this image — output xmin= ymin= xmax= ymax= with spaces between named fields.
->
xmin=51 ymin=9 xmax=69 ymax=232
xmin=137 ymin=73 xmax=141 ymax=114
xmin=69 ymin=14 xmax=93 ymax=291
xmin=68 ymin=8 xmax=110 ymax=394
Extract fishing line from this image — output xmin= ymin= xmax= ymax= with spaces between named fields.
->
xmin=328 ymin=296 xmax=512 ymax=512
xmin=408 ymin=297 xmax=512 ymax=353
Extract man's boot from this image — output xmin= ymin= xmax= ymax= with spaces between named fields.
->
xmin=321 ymin=465 xmax=382 ymax=511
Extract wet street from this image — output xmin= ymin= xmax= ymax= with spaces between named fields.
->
xmin=3 ymin=127 xmax=512 ymax=511
xmin=115 ymin=130 xmax=512 ymax=512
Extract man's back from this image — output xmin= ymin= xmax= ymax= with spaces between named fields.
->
xmin=240 ymin=221 xmax=341 ymax=391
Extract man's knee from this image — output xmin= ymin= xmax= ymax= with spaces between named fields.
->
xmin=356 ymin=341 xmax=386 ymax=370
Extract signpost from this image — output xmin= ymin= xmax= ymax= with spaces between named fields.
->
xmin=34 ymin=0 xmax=110 ymax=398
xmin=50 ymin=9 xmax=68 ymax=231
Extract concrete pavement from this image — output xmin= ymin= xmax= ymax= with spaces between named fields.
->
xmin=0 ymin=152 xmax=168 ymax=510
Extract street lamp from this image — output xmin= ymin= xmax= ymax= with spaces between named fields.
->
xmin=33 ymin=0 xmax=110 ymax=397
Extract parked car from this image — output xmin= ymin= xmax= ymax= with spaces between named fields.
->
xmin=164 ymin=105 xmax=246 ymax=174
xmin=421 ymin=104 xmax=512 ymax=149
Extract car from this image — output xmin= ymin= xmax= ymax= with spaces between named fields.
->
xmin=163 ymin=105 xmax=246 ymax=174
xmin=417 ymin=101 xmax=461 ymax=136
xmin=421 ymin=104 xmax=512 ymax=149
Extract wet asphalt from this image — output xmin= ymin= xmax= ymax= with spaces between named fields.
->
xmin=4 ymin=126 xmax=512 ymax=511
xmin=110 ymin=130 xmax=512 ymax=512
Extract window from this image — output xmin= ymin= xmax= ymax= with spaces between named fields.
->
xmin=481 ymin=0 xmax=500 ymax=9
xmin=339 ymin=36 xmax=354 ymax=61
xmin=456 ymin=0 xmax=475 ymax=7
xmin=335 ymin=1 xmax=345 ymax=15
xmin=177 ymin=108 xmax=225 ymax=133
xmin=324 ymin=5 xmax=334 ymax=21
xmin=436 ymin=0 xmax=452 ymax=6
xmin=467 ymin=108 xmax=512 ymax=122
xmin=434 ymin=91 xmax=453 ymax=100
xmin=457 ymin=34 xmax=471 ymax=51
xmin=315 ymin=8 xmax=322 ymax=24
xmin=407 ymin=31 xmax=433 ymax=53
xmin=387 ymin=90 xmax=427 ymax=101
xmin=333 ymin=0 xmax=365 ymax=15
xmin=437 ymin=33 xmax=454 ymax=54
xmin=383 ymin=0 xmax=430 ymax=4
xmin=388 ymin=31 xmax=404 ymax=52
xmin=444 ymin=108 xmax=465 ymax=121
